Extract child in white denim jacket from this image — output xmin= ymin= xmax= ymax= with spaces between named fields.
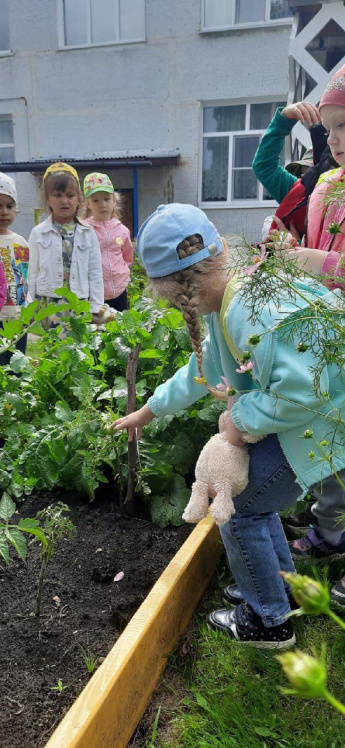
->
xmin=28 ymin=162 xmax=103 ymax=327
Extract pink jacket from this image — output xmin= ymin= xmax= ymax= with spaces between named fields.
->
xmin=0 ymin=261 xmax=6 ymax=310
xmin=86 ymin=218 xmax=134 ymax=300
xmin=305 ymin=167 xmax=345 ymax=290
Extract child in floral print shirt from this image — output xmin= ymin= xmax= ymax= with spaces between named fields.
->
xmin=0 ymin=173 xmax=29 ymax=365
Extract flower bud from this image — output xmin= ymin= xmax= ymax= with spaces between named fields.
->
xmin=248 ymin=334 xmax=261 ymax=346
xmin=327 ymin=222 xmax=342 ymax=236
xmin=296 ymin=342 xmax=309 ymax=353
xmin=280 ymin=572 xmax=330 ymax=615
xmin=303 ymin=429 xmax=313 ymax=439
xmin=277 ymin=650 xmax=327 ymax=699
xmin=308 ymin=451 xmax=315 ymax=460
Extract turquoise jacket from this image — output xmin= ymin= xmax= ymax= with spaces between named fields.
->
xmin=252 ymin=107 xmax=297 ymax=204
xmin=148 ymin=279 xmax=345 ymax=493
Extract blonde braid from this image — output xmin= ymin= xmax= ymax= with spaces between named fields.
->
xmin=176 ymin=277 xmax=204 ymax=380
xmin=150 ymin=234 xmax=228 ymax=400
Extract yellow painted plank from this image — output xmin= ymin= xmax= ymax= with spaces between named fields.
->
xmin=44 ymin=516 xmax=221 ymax=748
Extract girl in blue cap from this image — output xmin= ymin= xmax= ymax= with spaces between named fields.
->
xmin=112 ymin=203 xmax=345 ymax=649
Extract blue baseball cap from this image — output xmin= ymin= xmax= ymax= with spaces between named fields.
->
xmin=136 ymin=203 xmax=223 ymax=278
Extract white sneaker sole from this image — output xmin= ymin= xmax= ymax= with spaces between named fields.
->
xmin=230 ymin=622 xmax=296 ymax=649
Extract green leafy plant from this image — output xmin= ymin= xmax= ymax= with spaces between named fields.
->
xmin=35 ymin=502 xmax=76 ymax=617
xmin=0 ymin=285 xmax=221 ymax=526
xmin=50 ymin=678 xmax=68 ymax=695
xmin=0 ymin=493 xmax=46 ymax=564
xmin=79 ymin=645 xmax=98 ymax=674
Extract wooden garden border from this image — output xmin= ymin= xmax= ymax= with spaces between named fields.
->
xmin=44 ymin=516 xmax=221 ymax=748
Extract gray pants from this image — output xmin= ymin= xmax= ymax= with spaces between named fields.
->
xmin=311 ymin=469 xmax=345 ymax=532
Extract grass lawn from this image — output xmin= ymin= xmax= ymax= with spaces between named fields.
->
xmin=138 ymin=559 xmax=345 ymax=748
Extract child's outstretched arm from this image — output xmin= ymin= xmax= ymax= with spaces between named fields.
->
xmin=111 ymin=403 xmax=155 ymax=441
xmin=252 ymin=102 xmax=320 ymax=205
xmin=268 ymin=217 xmax=330 ymax=279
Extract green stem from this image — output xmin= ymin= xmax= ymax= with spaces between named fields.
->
xmin=315 ymin=440 xmax=345 ymax=491
xmin=156 ymin=339 xmax=174 ymax=388
xmin=324 ymin=689 xmax=345 ymax=715
xmin=41 ymin=377 xmax=70 ymax=408
xmin=327 ymin=609 xmax=345 ymax=631
xmin=36 ymin=552 xmax=48 ymax=617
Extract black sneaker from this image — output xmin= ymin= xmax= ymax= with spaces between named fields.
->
xmin=282 ymin=499 xmax=318 ymax=532
xmin=207 ymin=603 xmax=295 ymax=650
xmin=289 ymin=527 xmax=345 ymax=561
xmin=330 ymin=576 xmax=345 ymax=608
xmin=222 ymin=583 xmax=300 ymax=611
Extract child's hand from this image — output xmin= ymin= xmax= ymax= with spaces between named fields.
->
xmin=281 ymin=248 xmax=326 ymax=275
xmin=281 ymin=101 xmax=321 ymax=127
xmin=225 ymin=417 xmax=247 ymax=447
xmin=271 ymin=216 xmax=301 ymax=242
xmin=111 ymin=404 xmax=155 ymax=442
xmin=267 ymin=228 xmax=298 ymax=251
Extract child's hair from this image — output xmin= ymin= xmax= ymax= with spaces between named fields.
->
xmin=81 ymin=190 xmax=123 ymax=220
xmin=150 ymin=233 xmax=229 ymax=400
xmin=41 ymin=168 xmax=82 ymax=216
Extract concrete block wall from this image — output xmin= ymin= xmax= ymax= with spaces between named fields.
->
xmin=0 ymin=0 xmax=292 ymax=242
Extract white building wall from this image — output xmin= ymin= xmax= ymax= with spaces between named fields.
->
xmin=0 ymin=0 xmax=292 ymax=242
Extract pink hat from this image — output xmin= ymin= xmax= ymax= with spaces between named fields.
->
xmin=319 ymin=64 xmax=345 ymax=109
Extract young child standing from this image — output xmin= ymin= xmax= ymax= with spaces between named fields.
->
xmin=83 ymin=173 xmax=133 ymax=312
xmin=273 ymin=63 xmax=345 ymax=289
xmin=270 ymin=66 xmax=345 ymax=596
xmin=112 ymin=203 xmax=345 ymax=648
xmin=0 ymin=173 xmax=30 ymax=365
xmin=28 ymin=163 xmax=104 ymax=327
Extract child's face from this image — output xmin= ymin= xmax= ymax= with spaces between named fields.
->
xmin=0 ymin=194 xmax=16 ymax=234
xmin=48 ymin=187 xmax=79 ymax=223
xmin=87 ymin=191 xmax=115 ymax=221
xmin=321 ymin=105 xmax=345 ymax=166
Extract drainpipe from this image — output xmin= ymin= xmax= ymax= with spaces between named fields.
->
xmin=132 ymin=166 xmax=139 ymax=238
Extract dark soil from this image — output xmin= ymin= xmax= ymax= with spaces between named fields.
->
xmin=0 ymin=490 xmax=192 ymax=748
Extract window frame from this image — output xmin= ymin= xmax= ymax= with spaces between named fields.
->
xmin=0 ymin=115 xmax=15 ymax=165
xmin=58 ymin=0 xmax=146 ymax=50
xmin=201 ymin=0 xmax=292 ymax=33
xmin=0 ymin=0 xmax=11 ymax=54
xmin=199 ymin=98 xmax=286 ymax=210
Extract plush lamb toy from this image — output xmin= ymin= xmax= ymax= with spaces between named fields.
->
xmin=182 ymin=408 xmax=262 ymax=526
xmin=92 ymin=304 xmax=116 ymax=326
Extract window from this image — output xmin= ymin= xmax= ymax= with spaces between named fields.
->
xmin=0 ymin=117 xmax=14 ymax=164
xmin=201 ymin=101 xmax=285 ymax=205
xmin=202 ymin=0 xmax=292 ymax=31
xmin=0 ymin=0 xmax=10 ymax=51
xmin=63 ymin=0 xmax=145 ymax=47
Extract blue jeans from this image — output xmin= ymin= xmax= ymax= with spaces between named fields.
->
xmin=219 ymin=434 xmax=300 ymax=628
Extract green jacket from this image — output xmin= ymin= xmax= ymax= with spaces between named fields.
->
xmin=252 ymin=107 xmax=297 ymax=204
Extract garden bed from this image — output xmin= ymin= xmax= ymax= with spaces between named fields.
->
xmin=0 ymin=490 xmax=193 ymax=748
